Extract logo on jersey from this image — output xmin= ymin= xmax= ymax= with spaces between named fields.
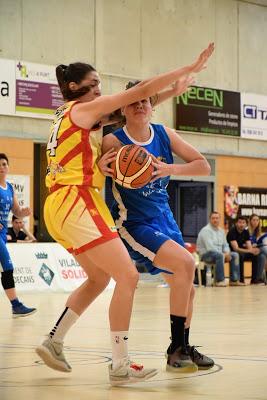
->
xmin=46 ymin=162 xmax=65 ymax=177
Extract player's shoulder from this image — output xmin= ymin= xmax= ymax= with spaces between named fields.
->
xmin=6 ymin=181 xmax=14 ymax=193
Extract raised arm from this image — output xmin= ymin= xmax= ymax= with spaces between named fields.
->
xmin=152 ymin=76 xmax=195 ymax=107
xmin=72 ymin=43 xmax=215 ymax=129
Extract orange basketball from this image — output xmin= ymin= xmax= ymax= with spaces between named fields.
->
xmin=111 ymin=144 xmax=154 ymax=189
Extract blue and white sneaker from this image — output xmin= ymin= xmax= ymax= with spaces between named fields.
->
xmin=12 ymin=303 xmax=37 ymax=318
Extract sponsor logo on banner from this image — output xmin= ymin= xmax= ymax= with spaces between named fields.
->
xmin=35 ymin=252 xmax=48 ymax=259
xmin=58 ymin=257 xmax=88 ymax=280
xmin=224 ymin=186 xmax=267 ymax=231
xmin=176 ymin=86 xmax=240 ymax=136
xmin=0 ymin=59 xmax=16 ymax=115
xmin=241 ymin=93 xmax=267 ymax=140
xmin=39 ymin=263 xmax=55 ymax=286
xmin=7 ymin=175 xmax=30 ymax=229
xmin=0 ymin=243 xmax=115 ymax=293
xmin=13 ymin=266 xmax=35 ymax=285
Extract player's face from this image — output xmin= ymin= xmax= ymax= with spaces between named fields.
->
xmin=0 ymin=159 xmax=9 ymax=179
xmin=74 ymin=71 xmax=101 ymax=101
xmin=124 ymin=99 xmax=152 ymax=124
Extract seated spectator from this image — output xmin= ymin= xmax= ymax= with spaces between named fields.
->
xmin=7 ymin=215 xmax=37 ymax=243
xmin=197 ymin=211 xmax=242 ymax=287
xmin=227 ymin=216 xmax=265 ymax=285
xmin=248 ymin=214 xmax=267 ymax=281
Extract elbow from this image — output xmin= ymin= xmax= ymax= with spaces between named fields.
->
xmin=199 ymin=159 xmax=211 ymax=176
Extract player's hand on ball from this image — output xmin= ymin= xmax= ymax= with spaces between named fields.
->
xmin=98 ymin=148 xmax=117 ymax=177
xmin=150 ymin=155 xmax=173 ymax=182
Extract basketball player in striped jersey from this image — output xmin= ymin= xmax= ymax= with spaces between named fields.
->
xmin=36 ymin=43 xmax=214 ymax=385
xmin=101 ymin=79 xmax=215 ymax=372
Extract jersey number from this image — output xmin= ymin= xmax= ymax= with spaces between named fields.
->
xmin=47 ymin=118 xmax=62 ymax=156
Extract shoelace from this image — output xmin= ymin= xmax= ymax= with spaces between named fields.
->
xmin=190 ymin=346 xmax=204 ymax=360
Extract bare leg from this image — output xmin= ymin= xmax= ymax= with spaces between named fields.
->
xmin=65 ymin=259 xmax=111 ymax=316
xmin=4 ymin=288 xmax=17 ymax=301
xmin=154 ymin=240 xmax=195 ymax=317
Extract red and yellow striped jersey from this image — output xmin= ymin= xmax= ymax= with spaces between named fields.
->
xmin=46 ymin=101 xmax=104 ymax=190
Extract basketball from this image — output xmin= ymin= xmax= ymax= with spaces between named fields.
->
xmin=111 ymin=144 xmax=154 ymax=189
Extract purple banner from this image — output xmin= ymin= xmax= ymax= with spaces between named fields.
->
xmin=16 ymin=80 xmax=63 ymax=111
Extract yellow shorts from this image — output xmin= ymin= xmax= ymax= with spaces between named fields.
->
xmin=44 ymin=185 xmax=118 ymax=255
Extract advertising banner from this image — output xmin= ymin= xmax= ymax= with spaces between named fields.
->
xmin=0 ymin=58 xmax=16 ymax=115
xmin=224 ymin=186 xmax=267 ymax=231
xmin=0 ymin=58 xmax=63 ymax=119
xmin=7 ymin=174 xmax=30 ymax=228
xmin=15 ymin=60 xmax=63 ymax=119
xmin=1 ymin=243 xmax=115 ymax=293
xmin=176 ymin=86 xmax=240 ymax=137
xmin=241 ymin=93 xmax=267 ymax=141
xmin=7 ymin=243 xmax=62 ymax=291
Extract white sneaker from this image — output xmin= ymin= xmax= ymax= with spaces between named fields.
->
xmin=35 ymin=336 xmax=72 ymax=372
xmin=215 ymin=280 xmax=227 ymax=287
xmin=109 ymin=358 xmax=158 ymax=386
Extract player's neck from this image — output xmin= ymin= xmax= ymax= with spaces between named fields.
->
xmin=0 ymin=178 xmax=6 ymax=188
xmin=125 ymin=122 xmax=151 ymax=142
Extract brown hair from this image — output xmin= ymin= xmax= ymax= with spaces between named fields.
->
xmin=0 ymin=153 xmax=9 ymax=164
xmin=209 ymin=211 xmax=220 ymax=218
xmin=56 ymin=62 xmax=96 ymax=100
xmin=125 ymin=80 xmax=158 ymax=106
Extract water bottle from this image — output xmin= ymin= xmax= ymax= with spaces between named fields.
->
xmin=206 ymin=266 xmax=212 ymax=287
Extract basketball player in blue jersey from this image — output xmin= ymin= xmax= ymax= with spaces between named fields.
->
xmin=0 ymin=153 xmax=36 ymax=317
xmin=101 ymin=79 xmax=215 ymax=372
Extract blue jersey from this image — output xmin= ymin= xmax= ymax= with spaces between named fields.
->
xmin=111 ymin=123 xmax=173 ymax=224
xmin=0 ymin=182 xmax=14 ymax=236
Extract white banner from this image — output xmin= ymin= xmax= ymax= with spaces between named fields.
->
xmin=0 ymin=58 xmax=63 ymax=120
xmin=7 ymin=175 xmax=30 ymax=228
xmin=241 ymin=93 xmax=267 ymax=140
xmin=0 ymin=58 xmax=16 ymax=115
xmin=15 ymin=60 xmax=63 ymax=119
xmin=1 ymin=243 xmax=115 ymax=293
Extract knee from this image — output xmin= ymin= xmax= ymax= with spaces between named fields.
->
xmin=214 ymin=252 xmax=224 ymax=260
xmin=182 ymin=254 xmax=195 ymax=282
xmin=1 ymin=270 xmax=15 ymax=290
xmin=117 ymin=269 xmax=139 ymax=289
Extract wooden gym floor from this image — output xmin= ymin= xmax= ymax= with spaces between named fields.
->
xmin=0 ymin=284 xmax=266 ymax=400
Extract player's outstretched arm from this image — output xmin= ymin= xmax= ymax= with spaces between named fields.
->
xmin=74 ymin=43 xmax=215 ymax=128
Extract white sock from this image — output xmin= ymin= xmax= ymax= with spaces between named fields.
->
xmin=110 ymin=331 xmax=129 ymax=369
xmin=49 ymin=307 xmax=79 ymax=342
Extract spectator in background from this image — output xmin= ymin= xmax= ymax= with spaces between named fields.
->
xmin=248 ymin=214 xmax=267 ymax=282
xmin=197 ymin=211 xmax=242 ymax=287
xmin=227 ymin=216 xmax=265 ymax=285
xmin=7 ymin=215 xmax=36 ymax=243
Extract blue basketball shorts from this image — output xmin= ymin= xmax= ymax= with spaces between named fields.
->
xmin=0 ymin=233 xmax=14 ymax=272
xmin=118 ymin=210 xmax=185 ymax=275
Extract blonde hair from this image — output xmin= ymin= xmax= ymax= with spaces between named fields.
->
xmin=248 ymin=214 xmax=262 ymax=239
